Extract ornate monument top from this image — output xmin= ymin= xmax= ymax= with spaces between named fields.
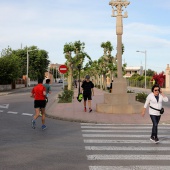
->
xmin=109 ymin=0 xmax=130 ymax=17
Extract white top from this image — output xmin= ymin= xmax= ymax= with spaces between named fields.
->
xmin=144 ymin=93 xmax=168 ymax=116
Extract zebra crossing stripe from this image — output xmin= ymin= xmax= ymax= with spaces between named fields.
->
xmin=87 ymin=154 xmax=170 ymax=160
xmin=22 ymin=113 xmax=33 ymax=116
xmin=82 ymin=134 xmax=165 ymax=138
xmin=81 ymin=126 xmax=170 ymax=129
xmin=0 ymin=110 xmax=3 ymax=112
xmin=85 ymin=146 xmax=170 ymax=151
xmin=89 ymin=166 xmax=170 ymax=170
xmin=81 ymin=123 xmax=153 ymax=126
xmin=84 ymin=139 xmax=170 ymax=144
xmin=7 ymin=111 xmax=18 ymax=114
xmin=82 ymin=129 xmax=155 ymax=133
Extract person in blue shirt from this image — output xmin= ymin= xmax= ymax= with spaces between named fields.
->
xmin=43 ymin=79 xmax=51 ymax=102
xmin=39 ymin=79 xmax=51 ymax=117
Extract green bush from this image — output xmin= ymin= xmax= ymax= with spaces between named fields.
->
xmin=58 ymin=90 xmax=74 ymax=103
xmin=127 ymin=90 xmax=134 ymax=93
xmin=136 ymin=92 xmax=147 ymax=103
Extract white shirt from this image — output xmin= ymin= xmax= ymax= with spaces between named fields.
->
xmin=144 ymin=92 xmax=168 ymax=116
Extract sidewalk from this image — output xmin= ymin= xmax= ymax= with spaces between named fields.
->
xmin=47 ymin=87 xmax=170 ymax=124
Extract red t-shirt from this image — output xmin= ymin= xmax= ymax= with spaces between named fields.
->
xmin=31 ymin=84 xmax=46 ymax=100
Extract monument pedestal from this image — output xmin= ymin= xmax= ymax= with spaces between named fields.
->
xmin=96 ymin=78 xmax=143 ymax=114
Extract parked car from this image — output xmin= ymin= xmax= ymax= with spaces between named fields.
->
xmin=58 ymin=79 xmax=63 ymax=83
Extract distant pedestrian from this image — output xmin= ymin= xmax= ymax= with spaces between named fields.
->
xmin=74 ymin=79 xmax=77 ymax=88
xmin=38 ymin=79 xmax=52 ymax=117
xmin=81 ymin=75 xmax=94 ymax=112
xmin=109 ymin=80 xmax=113 ymax=93
xmin=30 ymin=78 xmax=47 ymax=130
xmin=43 ymin=78 xmax=51 ymax=103
xmin=141 ymin=84 xmax=168 ymax=143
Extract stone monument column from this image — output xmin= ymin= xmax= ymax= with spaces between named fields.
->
xmin=165 ymin=64 xmax=170 ymax=89
xmin=109 ymin=0 xmax=129 ymax=78
xmin=109 ymin=0 xmax=130 ymax=94
xmin=96 ymin=0 xmax=143 ymax=114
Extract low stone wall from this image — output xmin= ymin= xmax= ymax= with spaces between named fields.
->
xmin=16 ymin=84 xmax=25 ymax=88
xmin=0 ymin=85 xmax=11 ymax=91
xmin=0 ymin=84 xmax=25 ymax=91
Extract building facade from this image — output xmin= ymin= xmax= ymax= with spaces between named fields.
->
xmin=124 ymin=66 xmax=143 ymax=78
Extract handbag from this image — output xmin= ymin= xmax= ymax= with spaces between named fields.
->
xmin=150 ymin=106 xmax=164 ymax=114
xmin=77 ymin=93 xmax=83 ymax=102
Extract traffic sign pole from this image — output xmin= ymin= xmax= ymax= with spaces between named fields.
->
xmin=63 ymin=74 xmax=64 ymax=89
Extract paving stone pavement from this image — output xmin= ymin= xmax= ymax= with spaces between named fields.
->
xmin=46 ymin=87 xmax=170 ymax=124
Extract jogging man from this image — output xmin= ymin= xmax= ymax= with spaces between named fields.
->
xmin=30 ymin=78 xmax=47 ymax=130
xmin=81 ymin=75 xmax=94 ymax=112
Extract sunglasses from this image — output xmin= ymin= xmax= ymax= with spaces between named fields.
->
xmin=154 ymin=89 xmax=159 ymax=92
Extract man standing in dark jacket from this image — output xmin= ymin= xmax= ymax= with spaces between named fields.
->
xmin=81 ymin=75 xmax=94 ymax=112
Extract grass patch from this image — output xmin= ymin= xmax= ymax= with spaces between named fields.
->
xmin=58 ymin=90 xmax=74 ymax=103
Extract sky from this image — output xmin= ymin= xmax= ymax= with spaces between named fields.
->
xmin=0 ymin=0 xmax=170 ymax=73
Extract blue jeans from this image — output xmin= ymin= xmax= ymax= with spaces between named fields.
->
xmin=150 ymin=115 xmax=161 ymax=138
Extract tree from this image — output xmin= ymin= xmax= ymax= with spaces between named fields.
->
xmin=146 ymin=69 xmax=155 ymax=77
xmin=152 ymin=72 xmax=165 ymax=87
xmin=0 ymin=51 xmax=21 ymax=84
xmin=13 ymin=46 xmax=50 ymax=80
xmin=63 ymin=40 xmax=91 ymax=90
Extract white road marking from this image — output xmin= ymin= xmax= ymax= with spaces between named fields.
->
xmin=22 ymin=113 xmax=33 ymax=116
xmin=82 ymin=124 xmax=170 ymax=169
xmin=89 ymin=166 xmax=170 ymax=170
xmin=7 ymin=111 xmax=18 ymax=114
xmin=82 ymin=134 xmax=165 ymax=138
xmin=82 ymin=130 xmax=158 ymax=133
xmin=84 ymin=139 xmax=170 ymax=144
xmin=81 ymin=126 xmax=170 ymax=129
xmin=0 ymin=110 xmax=3 ymax=112
xmin=81 ymin=123 xmax=153 ymax=126
xmin=0 ymin=104 xmax=9 ymax=109
xmin=85 ymin=146 xmax=170 ymax=151
xmin=87 ymin=154 xmax=170 ymax=160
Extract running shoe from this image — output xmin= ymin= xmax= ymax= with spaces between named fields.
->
xmin=150 ymin=136 xmax=155 ymax=142
xmin=31 ymin=119 xmax=36 ymax=129
xmin=155 ymin=137 xmax=159 ymax=144
xmin=89 ymin=108 xmax=92 ymax=113
xmin=42 ymin=125 xmax=47 ymax=130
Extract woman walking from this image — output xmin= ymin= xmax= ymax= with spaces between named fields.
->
xmin=141 ymin=84 xmax=168 ymax=143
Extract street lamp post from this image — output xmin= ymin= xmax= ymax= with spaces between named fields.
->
xmin=26 ymin=48 xmax=38 ymax=87
xmin=136 ymin=50 xmax=147 ymax=89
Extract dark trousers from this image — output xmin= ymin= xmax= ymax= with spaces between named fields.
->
xmin=150 ymin=115 xmax=161 ymax=138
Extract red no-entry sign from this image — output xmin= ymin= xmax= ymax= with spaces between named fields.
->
xmin=59 ymin=65 xmax=68 ymax=74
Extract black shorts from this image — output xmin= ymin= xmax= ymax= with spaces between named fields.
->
xmin=34 ymin=100 xmax=46 ymax=108
xmin=83 ymin=93 xmax=92 ymax=101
